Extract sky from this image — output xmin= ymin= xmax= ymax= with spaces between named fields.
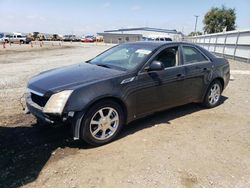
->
xmin=0 ymin=0 xmax=249 ymax=35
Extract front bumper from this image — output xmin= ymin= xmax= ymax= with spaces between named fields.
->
xmin=25 ymin=92 xmax=82 ymax=140
xmin=26 ymin=94 xmax=63 ymax=124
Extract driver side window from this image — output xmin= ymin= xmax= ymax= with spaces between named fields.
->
xmin=154 ymin=46 xmax=179 ymax=68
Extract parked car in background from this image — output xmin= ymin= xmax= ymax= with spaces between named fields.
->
xmin=0 ymin=33 xmax=5 ymax=44
xmin=0 ymin=33 xmax=11 ymax=43
xmin=96 ymin=35 xmax=103 ymax=42
xmin=155 ymin=37 xmax=172 ymax=41
xmin=9 ymin=33 xmax=27 ymax=44
xmin=63 ymin=35 xmax=80 ymax=42
xmin=25 ymin=36 xmax=33 ymax=44
xmin=25 ymin=42 xmax=230 ymax=146
xmin=50 ymin=34 xmax=61 ymax=41
xmin=143 ymin=37 xmax=172 ymax=42
xmin=81 ymin=35 xmax=96 ymax=42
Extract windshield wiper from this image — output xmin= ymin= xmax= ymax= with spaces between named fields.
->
xmin=94 ymin=63 xmax=127 ymax=71
xmin=96 ymin=64 xmax=111 ymax=69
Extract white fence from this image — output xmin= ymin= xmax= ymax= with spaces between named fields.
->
xmin=187 ymin=30 xmax=250 ymax=62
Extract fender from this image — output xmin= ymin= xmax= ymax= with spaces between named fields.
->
xmin=65 ymin=76 xmax=135 ymax=139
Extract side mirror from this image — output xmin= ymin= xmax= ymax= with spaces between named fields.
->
xmin=145 ymin=60 xmax=164 ymax=71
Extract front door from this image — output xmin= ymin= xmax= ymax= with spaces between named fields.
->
xmin=135 ymin=45 xmax=186 ymax=117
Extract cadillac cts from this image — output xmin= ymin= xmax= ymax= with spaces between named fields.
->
xmin=26 ymin=42 xmax=230 ymax=146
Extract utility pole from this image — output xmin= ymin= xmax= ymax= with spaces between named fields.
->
xmin=194 ymin=15 xmax=199 ymax=34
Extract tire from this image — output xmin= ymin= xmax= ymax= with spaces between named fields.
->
xmin=20 ymin=40 xmax=24 ymax=44
xmin=202 ymin=80 xmax=222 ymax=108
xmin=80 ymin=100 xmax=124 ymax=146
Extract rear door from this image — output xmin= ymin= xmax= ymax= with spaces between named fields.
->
xmin=181 ymin=45 xmax=213 ymax=102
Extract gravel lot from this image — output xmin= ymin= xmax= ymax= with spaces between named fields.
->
xmin=0 ymin=43 xmax=249 ymax=188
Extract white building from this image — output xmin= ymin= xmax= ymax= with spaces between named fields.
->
xmin=98 ymin=27 xmax=184 ymax=43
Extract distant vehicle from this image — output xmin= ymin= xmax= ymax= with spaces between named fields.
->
xmin=155 ymin=37 xmax=172 ymax=41
xmin=63 ymin=35 xmax=80 ymax=42
xmin=25 ymin=36 xmax=33 ymax=44
xmin=50 ymin=34 xmax=63 ymax=41
xmin=9 ymin=33 xmax=27 ymax=44
xmin=142 ymin=37 xmax=172 ymax=42
xmin=96 ymin=35 xmax=103 ymax=42
xmin=81 ymin=35 xmax=96 ymax=43
xmin=0 ymin=33 xmax=11 ymax=43
xmin=26 ymin=42 xmax=230 ymax=146
xmin=0 ymin=33 xmax=5 ymax=43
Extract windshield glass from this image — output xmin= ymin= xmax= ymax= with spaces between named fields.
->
xmin=0 ymin=33 xmax=3 ymax=38
xmin=90 ymin=43 xmax=155 ymax=71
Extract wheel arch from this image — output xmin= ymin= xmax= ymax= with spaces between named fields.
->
xmin=202 ymin=77 xmax=224 ymax=101
xmin=71 ymin=96 xmax=128 ymax=140
xmin=213 ymin=77 xmax=224 ymax=90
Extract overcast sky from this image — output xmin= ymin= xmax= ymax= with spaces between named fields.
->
xmin=0 ymin=0 xmax=249 ymax=35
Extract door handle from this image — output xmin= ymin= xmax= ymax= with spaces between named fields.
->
xmin=176 ymin=73 xmax=185 ymax=79
xmin=202 ymin=67 xmax=211 ymax=72
xmin=194 ymin=66 xmax=209 ymax=72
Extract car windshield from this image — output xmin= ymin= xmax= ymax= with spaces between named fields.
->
xmin=90 ymin=43 xmax=155 ymax=71
xmin=0 ymin=33 xmax=3 ymax=38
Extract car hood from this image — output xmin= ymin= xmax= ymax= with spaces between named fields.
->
xmin=28 ymin=63 xmax=124 ymax=95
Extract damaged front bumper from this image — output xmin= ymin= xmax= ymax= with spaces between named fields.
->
xmin=25 ymin=93 xmax=82 ymax=140
xmin=26 ymin=94 xmax=60 ymax=124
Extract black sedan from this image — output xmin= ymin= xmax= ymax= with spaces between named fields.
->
xmin=26 ymin=42 xmax=230 ymax=146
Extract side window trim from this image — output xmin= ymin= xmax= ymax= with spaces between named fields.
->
xmin=181 ymin=45 xmax=210 ymax=65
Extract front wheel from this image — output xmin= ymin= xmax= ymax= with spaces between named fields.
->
xmin=202 ymin=80 xmax=222 ymax=108
xmin=80 ymin=100 xmax=124 ymax=146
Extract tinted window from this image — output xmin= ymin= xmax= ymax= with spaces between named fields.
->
xmin=183 ymin=46 xmax=208 ymax=64
xmin=155 ymin=46 xmax=179 ymax=68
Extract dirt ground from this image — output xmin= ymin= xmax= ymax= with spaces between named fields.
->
xmin=0 ymin=43 xmax=249 ymax=188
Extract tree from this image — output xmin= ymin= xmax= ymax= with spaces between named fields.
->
xmin=203 ymin=6 xmax=236 ymax=34
xmin=188 ymin=31 xmax=203 ymax=36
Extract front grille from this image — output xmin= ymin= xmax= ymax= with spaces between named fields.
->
xmin=31 ymin=93 xmax=49 ymax=107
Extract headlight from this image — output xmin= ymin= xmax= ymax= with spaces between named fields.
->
xmin=43 ymin=90 xmax=73 ymax=114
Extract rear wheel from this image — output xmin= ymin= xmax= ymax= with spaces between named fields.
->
xmin=80 ymin=100 xmax=124 ymax=146
xmin=202 ymin=80 xmax=222 ymax=108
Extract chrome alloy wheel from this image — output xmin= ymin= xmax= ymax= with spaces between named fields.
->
xmin=208 ymin=83 xmax=221 ymax=105
xmin=89 ymin=107 xmax=119 ymax=140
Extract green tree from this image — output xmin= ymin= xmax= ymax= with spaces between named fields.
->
xmin=203 ymin=6 xmax=236 ymax=34
xmin=188 ymin=31 xmax=203 ymax=36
